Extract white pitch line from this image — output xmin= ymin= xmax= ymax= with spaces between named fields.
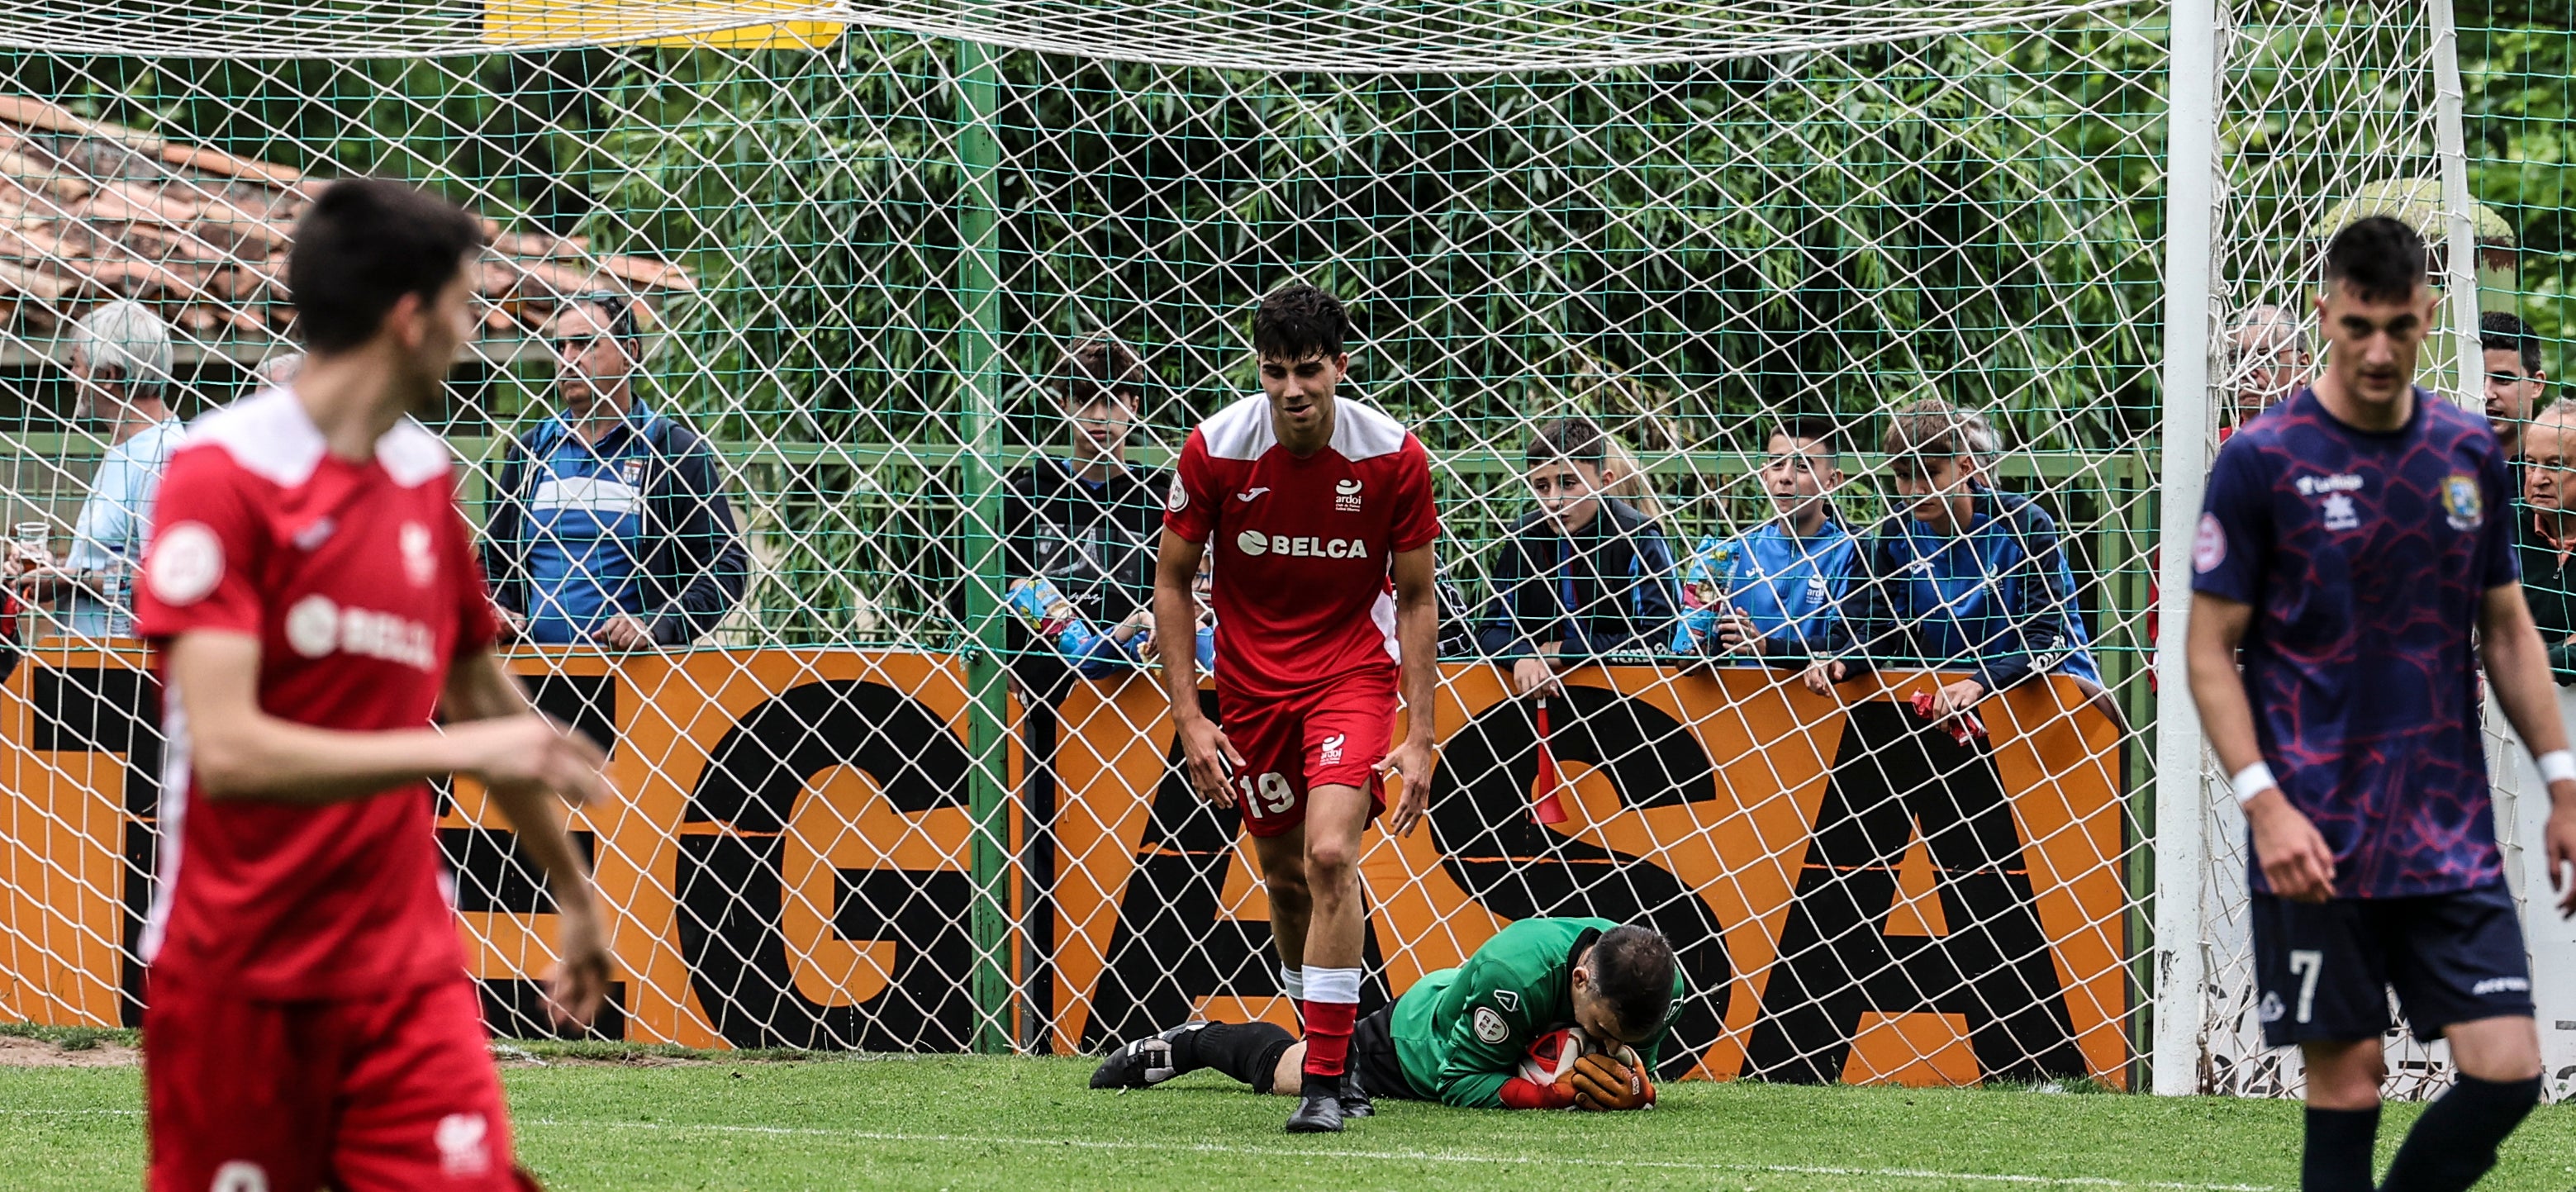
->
xmin=518 ymin=1118 xmax=2281 ymax=1192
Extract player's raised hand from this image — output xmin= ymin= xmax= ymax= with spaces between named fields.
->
xmin=544 ymin=892 xmax=615 ymax=1028
xmin=1378 ymin=735 xmax=1438 ymax=838
xmin=1176 ymin=715 xmax=1243 ymax=807
xmin=2245 ymin=791 xmax=2336 ymax=903
xmin=463 ymin=715 xmax=613 ymax=807
xmin=2543 ymin=788 xmax=2576 ymax=917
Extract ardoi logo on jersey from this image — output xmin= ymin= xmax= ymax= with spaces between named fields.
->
xmin=1234 ymin=530 xmax=1370 ymax=559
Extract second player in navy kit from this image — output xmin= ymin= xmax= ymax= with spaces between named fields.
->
xmin=2186 ymin=216 xmax=2576 ymax=1192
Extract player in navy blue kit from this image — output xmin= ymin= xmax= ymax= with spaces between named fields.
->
xmin=2187 ymin=216 xmax=2576 ymax=1192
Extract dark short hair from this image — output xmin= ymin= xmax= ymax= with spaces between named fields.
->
xmin=1589 ymin=925 xmax=1676 ymax=1037
xmin=288 ymin=178 xmax=487 ymax=353
xmin=2482 ymin=311 xmax=2545 ymax=378
xmin=1253 ymin=283 xmax=1353 ymax=363
xmin=559 ymin=289 xmax=644 ymax=348
xmin=1526 ymin=416 xmax=1608 ymax=468
xmin=1059 ymin=335 xmax=1144 ymax=407
xmin=2321 ymin=216 xmax=2428 ymax=305
xmin=1771 ymin=416 xmax=1843 ymax=459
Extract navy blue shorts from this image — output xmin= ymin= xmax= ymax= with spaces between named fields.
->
xmin=2251 ymin=883 xmax=2536 ymax=1047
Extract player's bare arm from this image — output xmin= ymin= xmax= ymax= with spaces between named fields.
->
xmin=1154 ymin=527 xmax=1239 ymax=806
xmin=169 ymin=629 xmax=607 ymax=806
xmin=1378 ymin=542 xmax=1438 ymax=837
xmin=2184 ymin=591 xmax=2335 ymax=902
xmin=2475 ymin=583 xmax=2576 ymax=917
xmin=440 ymin=647 xmax=617 ymax=1023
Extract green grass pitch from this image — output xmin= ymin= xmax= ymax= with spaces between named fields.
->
xmin=12 ymin=1044 xmax=2576 ymax=1190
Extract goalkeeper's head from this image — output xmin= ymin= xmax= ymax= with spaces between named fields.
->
xmin=1570 ymin=924 xmax=1677 ymax=1048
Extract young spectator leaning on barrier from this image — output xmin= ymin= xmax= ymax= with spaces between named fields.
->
xmin=1476 ymin=416 xmax=1684 ymax=698
xmin=998 ymin=337 xmax=1170 ymax=696
xmin=1804 ymin=400 xmax=2103 ymax=732
xmin=2518 ymin=401 xmax=2576 ymax=685
xmin=1677 ymin=417 xmax=1857 ymax=667
xmin=484 ymin=292 xmax=747 ymax=650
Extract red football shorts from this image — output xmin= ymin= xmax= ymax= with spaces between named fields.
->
xmin=1219 ymin=669 xmax=1395 ymax=838
xmin=146 ymin=972 xmax=539 ymax=1192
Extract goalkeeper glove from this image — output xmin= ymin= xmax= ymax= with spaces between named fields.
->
xmin=1568 ymin=1052 xmax=1652 ymax=1111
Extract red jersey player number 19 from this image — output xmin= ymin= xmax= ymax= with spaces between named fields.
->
xmin=1151 ymin=283 xmax=1441 ymax=1136
xmin=134 ymin=178 xmax=614 ymax=1192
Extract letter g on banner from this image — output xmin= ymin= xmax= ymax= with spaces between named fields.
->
xmin=677 ymin=677 xmax=979 ymax=1050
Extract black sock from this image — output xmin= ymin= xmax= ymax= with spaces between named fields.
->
xmin=2304 ymin=1106 xmax=2381 ymax=1192
xmin=1172 ymin=1022 xmax=1297 ymax=1092
xmin=2378 ymin=1074 xmax=2541 ymax=1192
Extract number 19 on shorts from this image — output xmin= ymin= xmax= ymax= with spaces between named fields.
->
xmin=1234 ymin=772 xmax=1295 ymax=817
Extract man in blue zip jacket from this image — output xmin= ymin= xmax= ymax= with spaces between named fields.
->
xmin=1804 ymin=400 xmax=2098 ymax=725
xmin=484 ymin=292 xmax=747 ymax=648
xmin=1677 ymin=417 xmax=1858 ymax=665
xmin=1476 ymin=416 xmax=1683 ymax=696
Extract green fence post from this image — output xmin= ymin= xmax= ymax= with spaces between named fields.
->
xmin=953 ymin=36 xmax=1015 ymax=1057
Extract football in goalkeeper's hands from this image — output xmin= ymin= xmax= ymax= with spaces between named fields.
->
xmin=1518 ymin=1027 xmax=1592 ymax=1087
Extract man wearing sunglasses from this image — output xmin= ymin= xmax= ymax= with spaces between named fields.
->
xmin=482 ymin=292 xmax=745 ymax=649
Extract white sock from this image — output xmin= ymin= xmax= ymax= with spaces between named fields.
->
xmin=1281 ymin=964 xmax=1306 ymax=1001
xmin=1305 ymin=966 xmax=1362 ymax=1005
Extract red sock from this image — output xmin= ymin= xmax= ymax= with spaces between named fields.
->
xmin=1300 ymin=998 xmax=1357 ymax=1079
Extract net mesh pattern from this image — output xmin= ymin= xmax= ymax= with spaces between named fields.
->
xmin=0 ymin=0 xmax=2545 ymax=1096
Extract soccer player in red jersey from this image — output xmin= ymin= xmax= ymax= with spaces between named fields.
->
xmin=1153 ymin=283 xmax=1441 ymax=1133
xmin=133 ymin=178 xmax=615 ymax=1191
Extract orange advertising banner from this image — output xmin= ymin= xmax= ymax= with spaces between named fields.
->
xmin=0 ymin=646 xmax=2127 ymax=1086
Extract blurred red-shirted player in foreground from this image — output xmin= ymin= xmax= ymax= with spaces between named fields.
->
xmin=134 ymin=178 xmax=614 ymax=1192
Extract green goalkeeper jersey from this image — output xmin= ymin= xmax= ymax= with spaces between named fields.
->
xmin=1389 ymin=916 xmax=1684 ymax=1108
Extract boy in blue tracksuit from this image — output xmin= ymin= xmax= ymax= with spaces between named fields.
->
xmin=1676 ymin=419 xmax=1858 ymax=663
xmin=1476 ymin=417 xmax=1684 ymax=697
xmin=1806 ymin=401 xmax=2099 ymax=727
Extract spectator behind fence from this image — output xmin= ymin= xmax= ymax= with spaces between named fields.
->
xmin=997 ymin=336 xmax=1170 ymax=692
xmin=2483 ymin=311 xmax=2547 ymax=458
xmin=1676 ymin=417 xmax=1858 ymax=665
xmin=254 ymin=351 xmax=303 ymax=387
xmin=1805 ymin=400 xmax=2102 ymax=725
xmin=1476 ymin=416 xmax=1683 ymax=697
xmin=2227 ymin=304 xmax=2311 ymax=432
xmin=2518 ymin=401 xmax=2576 ymax=683
xmin=18 ymin=300 xmax=188 ymax=639
xmin=484 ymin=292 xmax=746 ymax=649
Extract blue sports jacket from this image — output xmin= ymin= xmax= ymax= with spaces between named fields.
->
xmin=1832 ymin=487 xmax=2100 ymax=691
xmin=1675 ymin=517 xmax=1859 ymax=661
xmin=1474 ymin=498 xmax=1683 ymax=662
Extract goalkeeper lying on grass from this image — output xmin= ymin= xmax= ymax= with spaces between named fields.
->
xmin=1092 ymin=918 xmax=1680 ymax=1112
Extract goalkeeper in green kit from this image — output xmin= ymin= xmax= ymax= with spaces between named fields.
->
xmin=1092 ymin=918 xmax=1681 ymax=1112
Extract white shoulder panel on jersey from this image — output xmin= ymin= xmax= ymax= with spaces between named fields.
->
xmin=376 ymin=417 xmax=453 ymax=488
xmin=1199 ymin=392 xmax=1411 ymax=461
xmin=1198 ymin=394 xmax=1276 ymax=461
xmin=186 ymin=387 xmax=326 ymax=486
xmin=1328 ymin=397 xmax=1412 ymax=461
xmin=185 ymin=387 xmax=450 ymax=488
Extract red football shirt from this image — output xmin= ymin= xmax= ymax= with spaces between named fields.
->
xmin=1164 ymin=393 xmax=1439 ymax=700
xmin=134 ymin=388 xmax=498 ymax=1000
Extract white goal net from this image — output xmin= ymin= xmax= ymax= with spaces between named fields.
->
xmin=0 ymin=0 xmax=2542 ymax=1099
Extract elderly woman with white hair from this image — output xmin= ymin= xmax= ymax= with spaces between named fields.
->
xmin=19 ymin=298 xmax=188 ymax=638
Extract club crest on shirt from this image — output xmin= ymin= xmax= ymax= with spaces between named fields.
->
xmin=620 ymin=458 xmax=645 ymax=488
xmin=1335 ymin=477 xmax=1364 ymax=512
xmin=2322 ymin=493 xmax=2359 ymax=532
xmin=2441 ymin=472 xmax=2482 ymax=531
xmin=399 ymin=522 xmax=436 ymax=587
xmin=2191 ymin=514 xmax=2225 ymax=574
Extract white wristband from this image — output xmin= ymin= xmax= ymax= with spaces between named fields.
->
xmin=2230 ymin=762 xmax=2279 ymax=806
xmin=2539 ymin=750 xmax=2576 ymax=785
